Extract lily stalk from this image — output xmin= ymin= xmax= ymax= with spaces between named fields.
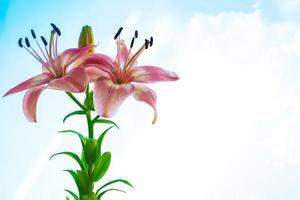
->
xmin=56 ymin=25 xmax=133 ymax=200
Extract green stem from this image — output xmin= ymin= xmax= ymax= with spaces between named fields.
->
xmin=85 ymin=85 xmax=94 ymax=139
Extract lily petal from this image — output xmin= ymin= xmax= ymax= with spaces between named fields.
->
xmin=115 ymin=39 xmax=130 ymax=68
xmin=85 ymin=65 xmax=112 ymax=82
xmin=58 ymin=45 xmax=94 ymax=72
xmin=93 ymin=77 xmax=135 ymax=118
xmin=80 ymin=53 xmax=114 ymax=69
xmin=128 ymin=65 xmax=179 ymax=83
xmin=23 ymin=85 xmax=47 ymax=122
xmin=4 ymin=73 xmax=52 ymax=97
xmin=48 ymin=67 xmax=88 ymax=93
xmin=133 ymin=84 xmax=157 ymax=124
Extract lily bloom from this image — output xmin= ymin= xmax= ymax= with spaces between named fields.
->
xmin=83 ymin=28 xmax=179 ymax=124
xmin=4 ymin=24 xmax=92 ymax=122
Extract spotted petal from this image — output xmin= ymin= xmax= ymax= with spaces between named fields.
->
xmin=133 ymin=84 xmax=157 ymax=124
xmin=48 ymin=67 xmax=88 ymax=93
xmin=129 ymin=65 xmax=179 ymax=83
xmin=93 ymin=77 xmax=135 ymax=118
xmin=3 ymin=73 xmax=53 ymax=97
xmin=23 ymin=85 xmax=47 ymax=122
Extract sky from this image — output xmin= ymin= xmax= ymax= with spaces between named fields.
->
xmin=1 ymin=0 xmax=300 ymax=200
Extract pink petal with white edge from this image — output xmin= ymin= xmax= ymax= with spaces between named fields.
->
xmin=128 ymin=65 xmax=179 ymax=83
xmin=48 ymin=67 xmax=88 ymax=93
xmin=115 ymin=39 xmax=130 ymax=68
xmin=58 ymin=45 xmax=94 ymax=72
xmin=93 ymin=77 xmax=135 ymax=118
xmin=3 ymin=73 xmax=53 ymax=97
xmin=133 ymin=84 xmax=158 ymax=124
xmin=23 ymin=85 xmax=47 ymax=122
xmin=85 ymin=65 xmax=112 ymax=82
xmin=80 ymin=53 xmax=114 ymax=69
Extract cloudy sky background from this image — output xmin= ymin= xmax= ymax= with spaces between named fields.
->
xmin=1 ymin=0 xmax=300 ymax=199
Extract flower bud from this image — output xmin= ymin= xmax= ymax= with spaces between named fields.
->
xmin=78 ymin=25 xmax=95 ymax=52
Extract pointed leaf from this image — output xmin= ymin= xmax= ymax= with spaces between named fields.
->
xmin=64 ymin=170 xmax=81 ymax=194
xmin=97 ymin=188 xmax=126 ymax=199
xmin=65 ymin=189 xmax=80 ymax=200
xmin=77 ymin=170 xmax=91 ymax=194
xmin=85 ymin=138 xmax=98 ymax=164
xmin=93 ymin=119 xmax=119 ymax=129
xmin=63 ymin=110 xmax=86 ymax=123
xmin=92 ymin=152 xmax=111 ymax=181
xmin=97 ymin=126 xmax=114 ymax=156
xmin=50 ymin=151 xmax=85 ymax=171
xmin=96 ymin=179 xmax=133 ymax=195
xmin=59 ymin=130 xmax=86 ymax=149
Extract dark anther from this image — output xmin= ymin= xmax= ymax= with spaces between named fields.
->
xmin=40 ymin=36 xmax=48 ymax=46
xmin=31 ymin=29 xmax=36 ymax=39
xmin=145 ymin=39 xmax=149 ymax=49
xmin=25 ymin=37 xmax=31 ymax=48
xmin=130 ymin=37 xmax=135 ymax=48
xmin=50 ymin=23 xmax=61 ymax=36
xmin=114 ymin=27 xmax=123 ymax=40
xmin=149 ymin=36 xmax=153 ymax=47
xmin=134 ymin=30 xmax=138 ymax=38
xmin=18 ymin=38 xmax=23 ymax=48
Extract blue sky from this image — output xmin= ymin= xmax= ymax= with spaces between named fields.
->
xmin=2 ymin=0 xmax=300 ymax=200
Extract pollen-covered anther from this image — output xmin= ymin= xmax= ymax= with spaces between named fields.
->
xmin=145 ymin=39 xmax=149 ymax=49
xmin=40 ymin=36 xmax=48 ymax=46
xmin=31 ymin=29 xmax=36 ymax=39
xmin=149 ymin=36 xmax=153 ymax=47
xmin=25 ymin=37 xmax=31 ymax=48
xmin=130 ymin=37 xmax=135 ymax=48
xmin=114 ymin=27 xmax=123 ymax=40
xmin=18 ymin=38 xmax=23 ymax=48
xmin=50 ymin=23 xmax=61 ymax=36
xmin=134 ymin=30 xmax=138 ymax=38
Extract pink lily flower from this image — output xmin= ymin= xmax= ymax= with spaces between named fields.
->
xmin=83 ymin=28 xmax=179 ymax=124
xmin=4 ymin=24 xmax=92 ymax=122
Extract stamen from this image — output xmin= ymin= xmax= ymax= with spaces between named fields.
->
xmin=25 ymin=37 xmax=31 ymax=48
xmin=31 ymin=29 xmax=36 ymax=39
xmin=50 ymin=23 xmax=61 ymax=36
xmin=145 ymin=39 xmax=149 ymax=49
xmin=149 ymin=36 xmax=153 ymax=47
xmin=130 ymin=37 xmax=135 ymax=48
xmin=18 ymin=38 xmax=23 ymax=48
xmin=135 ymin=30 xmax=138 ymax=38
xmin=114 ymin=27 xmax=123 ymax=40
xmin=41 ymin=36 xmax=48 ymax=46
xmin=54 ymin=34 xmax=58 ymax=58
xmin=25 ymin=37 xmax=45 ymax=64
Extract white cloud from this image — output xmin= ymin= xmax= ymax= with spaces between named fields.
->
xmin=276 ymin=0 xmax=300 ymax=17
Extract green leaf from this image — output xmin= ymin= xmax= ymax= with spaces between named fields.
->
xmin=77 ymin=170 xmax=91 ymax=194
xmin=96 ymin=179 xmax=134 ymax=195
xmin=66 ymin=197 xmax=70 ymax=200
xmin=65 ymin=189 xmax=80 ymax=200
xmin=84 ymin=139 xmax=98 ymax=164
xmin=59 ymin=130 xmax=86 ymax=149
xmin=93 ymin=119 xmax=119 ymax=129
xmin=97 ymin=189 xmax=126 ymax=199
xmin=63 ymin=110 xmax=86 ymax=123
xmin=84 ymin=91 xmax=94 ymax=110
xmin=97 ymin=126 xmax=114 ymax=156
xmin=92 ymin=152 xmax=111 ymax=181
xmin=64 ymin=170 xmax=80 ymax=194
xmin=50 ymin=152 xmax=85 ymax=171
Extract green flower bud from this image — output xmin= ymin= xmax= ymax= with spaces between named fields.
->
xmin=78 ymin=25 xmax=95 ymax=52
